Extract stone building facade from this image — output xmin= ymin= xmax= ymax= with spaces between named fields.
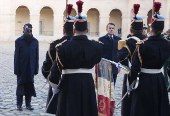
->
xmin=0 ymin=0 xmax=170 ymax=41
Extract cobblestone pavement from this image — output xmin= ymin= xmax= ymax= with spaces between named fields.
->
xmin=0 ymin=41 xmax=169 ymax=116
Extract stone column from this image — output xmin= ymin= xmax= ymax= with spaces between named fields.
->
xmin=10 ymin=13 xmax=16 ymax=41
xmin=1 ymin=13 xmax=15 ymax=41
xmin=142 ymin=16 xmax=148 ymax=26
xmin=164 ymin=1 xmax=170 ymax=32
xmin=30 ymin=14 xmax=40 ymax=40
xmin=53 ymin=13 xmax=63 ymax=40
xmin=121 ymin=15 xmax=131 ymax=39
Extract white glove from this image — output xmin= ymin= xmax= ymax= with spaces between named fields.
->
xmin=116 ymin=62 xmax=121 ymax=68
xmin=52 ymin=88 xmax=59 ymax=95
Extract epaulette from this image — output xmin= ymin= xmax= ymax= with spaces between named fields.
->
xmin=136 ymin=38 xmax=148 ymax=45
xmin=118 ymin=40 xmax=126 ymax=50
xmin=118 ymin=40 xmax=131 ymax=63
xmin=164 ymin=36 xmax=170 ymax=42
xmin=48 ymin=38 xmax=60 ymax=44
xmin=129 ymin=36 xmax=141 ymax=42
xmin=92 ymin=39 xmax=104 ymax=44
xmin=55 ymin=39 xmax=67 ymax=48
xmin=118 ymin=36 xmax=141 ymax=49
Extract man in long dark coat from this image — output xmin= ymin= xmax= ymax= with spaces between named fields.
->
xmin=49 ymin=1 xmax=103 ymax=116
xmin=14 ymin=23 xmax=39 ymax=111
xmin=42 ymin=4 xmax=74 ymax=114
xmin=129 ymin=2 xmax=170 ymax=116
xmin=117 ymin=4 xmax=146 ymax=116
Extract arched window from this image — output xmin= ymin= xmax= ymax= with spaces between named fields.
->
xmin=87 ymin=8 xmax=100 ymax=37
xmin=39 ymin=7 xmax=54 ymax=36
xmin=109 ymin=9 xmax=122 ymax=37
xmin=15 ymin=6 xmax=30 ymax=36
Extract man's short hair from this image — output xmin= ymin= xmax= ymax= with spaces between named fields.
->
xmin=131 ymin=27 xmax=142 ymax=35
xmin=151 ymin=26 xmax=163 ymax=36
xmin=64 ymin=28 xmax=74 ymax=36
xmin=106 ymin=23 xmax=115 ymax=28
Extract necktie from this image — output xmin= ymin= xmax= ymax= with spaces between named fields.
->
xmin=110 ymin=36 xmax=113 ymax=40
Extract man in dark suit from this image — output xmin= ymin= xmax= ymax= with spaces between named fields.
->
xmin=98 ymin=23 xmax=121 ymax=85
xmin=14 ymin=23 xmax=39 ymax=111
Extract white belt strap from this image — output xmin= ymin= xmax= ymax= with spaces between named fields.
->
xmin=62 ymin=68 xmax=93 ymax=74
xmin=140 ymin=68 xmax=162 ymax=74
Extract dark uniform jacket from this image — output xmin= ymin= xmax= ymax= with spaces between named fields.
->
xmin=99 ymin=34 xmax=121 ymax=74
xmin=163 ymin=35 xmax=170 ymax=88
xmin=42 ymin=36 xmax=73 ymax=78
xmin=42 ymin=35 xmax=73 ymax=114
xmin=50 ymin=35 xmax=103 ymax=116
xmin=117 ymin=34 xmax=146 ymax=116
xmin=118 ymin=34 xmax=146 ymax=66
xmin=129 ymin=35 xmax=170 ymax=116
xmin=14 ymin=35 xmax=39 ymax=84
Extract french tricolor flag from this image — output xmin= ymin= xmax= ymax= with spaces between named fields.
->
xmin=95 ymin=60 xmax=115 ymax=116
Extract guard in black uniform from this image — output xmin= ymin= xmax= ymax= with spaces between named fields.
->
xmin=42 ymin=4 xmax=74 ymax=114
xmin=129 ymin=2 xmax=170 ymax=116
xmin=49 ymin=1 xmax=103 ymax=116
xmin=117 ymin=4 xmax=146 ymax=116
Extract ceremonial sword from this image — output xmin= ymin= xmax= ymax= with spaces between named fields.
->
xmin=114 ymin=77 xmax=139 ymax=108
xmin=101 ymin=58 xmax=130 ymax=72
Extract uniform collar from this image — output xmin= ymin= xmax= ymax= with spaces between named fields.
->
xmin=71 ymin=35 xmax=88 ymax=40
xmin=133 ymin=34 xmax=146 ymax=40
xmin=62 ymin=35 xmax=73 ymax=40
xmin=148 ymin=35 xmax=163 ymax=40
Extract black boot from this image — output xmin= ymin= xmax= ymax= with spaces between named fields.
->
xmin=16 ymin=95 xmax=23 ymax=111
xmin=25 ymin=95 xmax=34 ymax=110
xmin=16 ymin=105 xmax=22 ymax=111
xmin=26 ymin=105 xmax=34 ymax=110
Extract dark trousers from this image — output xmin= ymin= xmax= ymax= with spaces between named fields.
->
xmin=17 ymin=95 xmax=31 ymax=106
xmin=113 ymin=74 xmax=117 ymax=86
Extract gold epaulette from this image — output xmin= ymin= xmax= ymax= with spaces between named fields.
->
xmin=92 ymin=39 xmax=104 ymax=44
xmin=118 ymin=36 xmax=141 ymax=50
xmin=118 ymin=40 xmax=126 ymax=50
xmin=164 ymin=36 xmax=170 ymax=42
xmin=136 ymin=38 xmax=148 ymax=45
xmin=55 ymin=39 xmax=67 ymax=48
xmin=118 ymin=40 xmax=131 ymax=63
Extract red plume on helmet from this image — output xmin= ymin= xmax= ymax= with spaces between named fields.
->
xmin=76 ymin=1 xmax=84 ymax=15
xmin=133 ymin=4 xmax=140 ymax=16
xmin=154 ymin=2 xmax=161 ymax=14
xmin=67 ymin=4 xmax=73 ymax=16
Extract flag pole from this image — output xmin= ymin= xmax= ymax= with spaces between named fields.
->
xmin=152 ymin=0 xmax=155 ymax=15
xmin=65 ymin=0 xmax=68 ymax=17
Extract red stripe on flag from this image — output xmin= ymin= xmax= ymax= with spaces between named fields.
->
xmin=110 ymin=101 xmax=115 ymax=116
xmin=98 ymin=95 xmax=115 ymax=116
